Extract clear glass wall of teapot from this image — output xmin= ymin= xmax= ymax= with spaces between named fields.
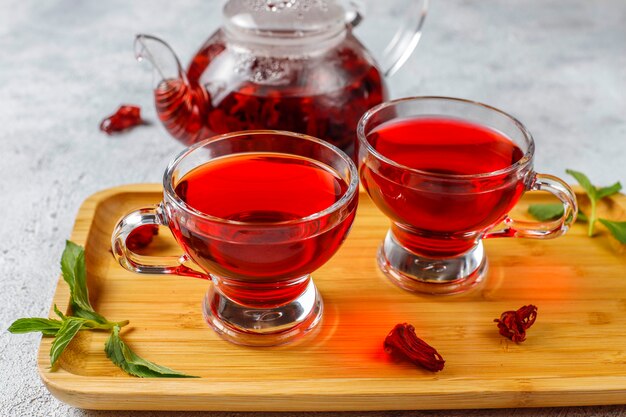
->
xmin=135 ymin=0 xmax=428 ymax=158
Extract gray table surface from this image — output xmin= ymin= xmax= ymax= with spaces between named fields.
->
xmin=1 ymin=0 xmax=625 ymax=416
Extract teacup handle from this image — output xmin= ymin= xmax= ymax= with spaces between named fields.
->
xmin=111 ymin=204 xmax=210 ymax=280
xmin=485 ymin=173 xmax=578 ymax=239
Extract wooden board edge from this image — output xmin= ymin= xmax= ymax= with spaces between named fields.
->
xmin=34 ymin=375 xmax=626 ymax=411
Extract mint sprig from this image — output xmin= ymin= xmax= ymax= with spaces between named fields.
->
xmin=8 ymin=241 xmax=195 ymax=377
xmin=565 ymin=169 xmax=622 ymax=237
xmin=528 ymin=170 xmax=624 ymax=244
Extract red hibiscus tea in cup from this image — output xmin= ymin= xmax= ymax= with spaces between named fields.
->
xmin=172 ymin=153 xmax=354 ymax=306
xmin=361 ymin=117 xmax=527 ymax=256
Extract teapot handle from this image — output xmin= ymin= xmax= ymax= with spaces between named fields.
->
xmin=345 ymin=0 xmax=428 ymax=77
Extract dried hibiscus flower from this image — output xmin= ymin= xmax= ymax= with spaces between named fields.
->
xmin=100 ymin=105 xmax=144 ymax=134
xmin=494 ymin=304 xmax=538 ymax=343
xmin=126 ymin=224 xmax=159 ymax=251
xmin=384 ymin=323 xmax=445 ymax=372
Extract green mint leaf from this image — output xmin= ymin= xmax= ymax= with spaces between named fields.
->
xmin=60 ymin=241 xmax=92 ymax=311
xmin=53 ymin=304 xmax=66 ymax=320
xmin=528 ymin=204 xmax=564 ymax=221
xmin=50 ymin=318 xmax=85 ymax=366
xmin=53 ymin=304 xmax=113 ymax=331
xmin=597 ymin=182 xmax=623 ymax=200
xmin=119 ymin=342 xmax=196 ymax=377
xmin=105 ymin=326 xmax=197 ymax=378
xmin=577 ymin=210 xmax=589 ymax=223
xmin=8 ymin=318 xmax=63 ymax=336
xmin=60 ymin=241 xmax=84 ymax=298
xmin=60 ymin=241 xmax=107 ymax=324
xmin=566 ymin=169 xmax=603 ymax=236
xmin=599 ymin=219 xmax=626 ymax=244
xmin=566 ymin=169 xmax=598 ymax=201
xmin=71 ymin=304 xmax=108 ymax=324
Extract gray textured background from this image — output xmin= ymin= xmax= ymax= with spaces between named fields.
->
xmin=1 ymin=0 xmax=625 ymax=416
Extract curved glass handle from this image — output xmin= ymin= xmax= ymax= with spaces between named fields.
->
xmin=345 ymin=0 xmax=428 ymax=77
xmin=111 ymin=204 xmax=210 ymax=280
xmin=485 ymin=173 xmax=578 ymax=239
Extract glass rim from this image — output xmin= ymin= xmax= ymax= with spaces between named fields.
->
xmin=357 ymin=96 xmax=536 ymax=180
xmin=163 ymin=130 xmax=359 ymax=226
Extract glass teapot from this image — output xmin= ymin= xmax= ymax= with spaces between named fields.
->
xmin=135 ymin=0 xmax=427 ymax=157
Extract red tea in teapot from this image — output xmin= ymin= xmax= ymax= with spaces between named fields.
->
xmin=154 ymin=38 xmax=385 ymax=157
xmin=138 ymin=0 xmax=428 ymax=159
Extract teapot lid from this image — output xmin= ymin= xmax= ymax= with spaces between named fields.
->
xmin=223 ymin=0 xmax=347 ymax=45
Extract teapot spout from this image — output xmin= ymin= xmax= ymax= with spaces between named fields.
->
xmin=135 ymin=34 xmax=210 ymax=146
xmin=134 ymin=34 xmax=189 ymax=88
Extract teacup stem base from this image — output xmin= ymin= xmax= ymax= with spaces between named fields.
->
xmin=378 ymin=230 xmax=487 ymax=295
xmin=203 ymin=277 xmax=323 ymax=346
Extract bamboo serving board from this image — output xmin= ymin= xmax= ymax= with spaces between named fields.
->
xmin=39 ymin=184 xmax=626 ymax=411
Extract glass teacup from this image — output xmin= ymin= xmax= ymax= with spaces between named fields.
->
xmin=358 ymin=96 xmax=578 ymax=295
xmin=112 ymin=131 xmax=359 ymax=346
